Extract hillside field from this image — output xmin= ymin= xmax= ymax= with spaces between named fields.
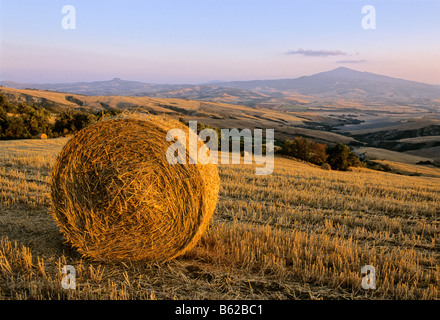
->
xmin=0 ymin=86 xmax=381 ymax=144
xmin=0 ymin=137 xmax=439 ymax=300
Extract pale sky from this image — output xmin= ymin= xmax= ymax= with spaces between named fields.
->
xmin=0 ymin=0 xmax=439 ymax=84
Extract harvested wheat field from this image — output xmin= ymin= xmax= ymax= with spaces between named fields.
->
xmin=0 ymin=137 xmax=439 ymax=300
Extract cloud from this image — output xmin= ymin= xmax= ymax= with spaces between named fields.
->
xmin=286 ymin=48 xmax=347 ymax=57
xmin=336 ymin=59 xmax=367 ymax=64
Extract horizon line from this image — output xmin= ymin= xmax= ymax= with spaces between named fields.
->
xmin=1 ymin=67 xmax=439 ymax=86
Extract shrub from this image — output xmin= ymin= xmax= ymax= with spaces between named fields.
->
xmin=280 ymin=137 xmax=328 ymax=165
xmin=417 ymin=160 xmax=432 ymax=165
xmin=2 ymin=116 xmax=30 ymax=139
xmin=65 ymin=95 xmax=84 ymax=106
xmin=311 ymin=142 xmax=328 ymax=165
xmin=321 ymin=163 xmax=331 ymax=170
xmin=326 ymin=143 xmax=361 ymax=171
xmin=0 ymin=98 xmax=52 ymax=139
xmin=95 ymin=109 xmax=123 ymax=121
xmin=54 ymin=110 xmax=97 ymax=135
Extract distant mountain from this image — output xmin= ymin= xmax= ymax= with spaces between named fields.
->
xmin=214 ymin=67 xmax=440 ymax=101
xmin=199 ymin=80 xmax=227 ymax=85
xmin=0 ymin=78 xmax=184 ymax=96
xmin=0 ymin=78 xmax=278 ymax=106
xmin=2 ymin=67 xmax=439 ymax=111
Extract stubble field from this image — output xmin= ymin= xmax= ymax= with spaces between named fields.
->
xmin=0 ymin=137 xmax=439 ymax=300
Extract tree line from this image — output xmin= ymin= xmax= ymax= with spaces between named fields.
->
xmin=183 ymin=118 xmax=361 ymax=171
xmin=0 ymin=93 xmax=121 ymax=140
xmin=278 ymin=136 xmax=361 ymax=171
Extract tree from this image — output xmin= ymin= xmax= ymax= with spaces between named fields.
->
xmin=73 ymin=112 xmax=96 ymax=131
xmin=0 ymin=105 xmax=7 ymax=136
xmin=54 ymin=110 xmax=76 ymax=134
xmin=280 ymin=137 xmax=311 ymax=161
xmin=65 ymin=95 xmax=84 ymax=106
xmin=310 ymin=142 xmax=328 ymax=165
xmin=0 ymin=100 xmax=52 ymax=139
xmin=280 ymin=137 xmax=327 ymax=165
xmin=17 ymin=103 xmax=51 ymax=136
xmin=326 ymin=143 xmax=361 ymax=171
xmin=0 ymin=93 xmax=16 ymax=113
xmin=95 ymin=109 xmax=122 ymax=121
xmin=3 ymin=116 xmax=30 ymax=139
xmin=54 ymin=110 xmax=96 ymax=135
xmin=196 ymin=122 xmax=221 ymax=148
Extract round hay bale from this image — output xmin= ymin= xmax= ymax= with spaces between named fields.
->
xmin=321 ymin=163 xmax=331 ymax=171
xmin=35 ymin=133 xmax=48 ymax=139
xmin=50 ymin=115 xmax=219 ymax=262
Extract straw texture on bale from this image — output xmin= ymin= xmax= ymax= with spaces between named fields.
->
xmin=50 ymin=115 xmax=219 ymax=262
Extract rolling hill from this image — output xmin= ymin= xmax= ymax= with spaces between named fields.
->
xmin=2 ymin=67 xmax=439 ymax=112
xmin=1 ymin=67 xmax=439 ymax=159
xmin=0 ymin=86 xmax=355 ymax=144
